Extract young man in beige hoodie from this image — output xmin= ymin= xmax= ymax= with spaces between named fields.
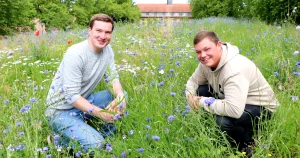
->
xmin=186 ymin=30 xmax=279 ymax=155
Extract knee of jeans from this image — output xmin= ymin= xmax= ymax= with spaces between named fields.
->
xmin=81 ymin=136 xmax=105 ymax=151
xmin=216 ymin=116 xmax=235 ymax=131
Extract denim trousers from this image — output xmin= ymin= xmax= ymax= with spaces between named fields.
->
xmin=47 ymin=90 xmax=117 ymax=151
xmin=196 ymin=85 xmax=272 ymax=150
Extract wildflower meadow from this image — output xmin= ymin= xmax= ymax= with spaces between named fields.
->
xmin=0 ymin=18 xmax=300 ymax=157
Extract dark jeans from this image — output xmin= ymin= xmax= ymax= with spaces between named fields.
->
xmin=196 ymin=85 xmax=272 ymax=150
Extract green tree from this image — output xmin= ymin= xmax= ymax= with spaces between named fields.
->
xmin=40 ymin=2 xmax=73 ymax=29
xmin=0 ymin=0 xmax=35 ymax=35
xmin=190 ymin=0 xmax=231 ymax=18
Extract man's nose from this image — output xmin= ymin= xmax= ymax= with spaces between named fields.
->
xmin=99 ymin=32 xmax=105 ymax=39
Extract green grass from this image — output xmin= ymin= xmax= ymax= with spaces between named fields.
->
xmin=0 ymin=17 xmax=300 ymax=157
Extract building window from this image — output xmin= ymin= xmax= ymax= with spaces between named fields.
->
xmin=146 ymin=12 xmax=149 ymax=15
xmin=167 ymin=0 xmax=172 ymax=5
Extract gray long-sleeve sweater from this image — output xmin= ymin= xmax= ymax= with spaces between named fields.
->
xmin=45 ymin=40 xmax=119 ymax=117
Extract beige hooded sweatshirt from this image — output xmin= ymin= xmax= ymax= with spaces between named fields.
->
xmin=186 ymin=43 xmax=279 ymax=119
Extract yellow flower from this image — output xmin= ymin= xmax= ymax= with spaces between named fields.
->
xmin=268 ymin=153 xmax=272 ymax=157
xmin=242 ymin=152 xmax=246 ymax=155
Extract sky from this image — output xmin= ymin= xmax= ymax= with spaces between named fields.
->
xmin=132 ymin=0 xmax=190 ymax=4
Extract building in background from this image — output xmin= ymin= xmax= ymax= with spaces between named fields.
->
xmin=134 ymin=0 xmax=191 ymax=18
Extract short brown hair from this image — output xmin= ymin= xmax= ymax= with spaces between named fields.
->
xmin=193 ymin=30 xmax=220 ymax=45
xmin=89 ymin=14 xmax=114 ymax=31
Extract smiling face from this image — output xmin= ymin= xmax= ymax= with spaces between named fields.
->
xmin=194 ymin=37 xmax=222 ymax=69
xmin=88 ymin=20 xmax=113 ymax=53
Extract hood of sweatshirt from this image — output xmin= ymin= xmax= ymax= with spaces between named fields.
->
xmin=213 ymin=43 xmax=239 ymax=72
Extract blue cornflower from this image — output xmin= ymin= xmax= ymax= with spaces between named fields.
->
xmin=34 ymin=87 xmax=38 ymax=91
xmin=146 ymin=118 xmax=150 ymax=122
xmin=4 ymin=99 xmax=9 ymax=104
xmin=158 ymin=81 xmax=164 ymax=86
xmin=46 ymin=154 xmax=51 ymax=158
xmin=44 ymin=70 xmax=49 ymax=74
xmin=7 ymin=144 xmax=15 ymax=151
xmin=117 ymin=102 xmax=124 ymax=109
xmin=168 ymin=115 xmax=175 ymax=122
xmin=296 ymin=60 xmax=300 ymax=66
xmin=152 ymin=135 xmax=160 ymax=141
xmin=104 ymin=76 xmax=110 ymax=83
xmin=30 ymin=97 xmax=37 ymax=103
xmin=185 ymin=105 xmax=191 ymax=110
xmin=128 ymin=130 xmax=134 ymax=135
xmin=88 ymin=108 xmax=94 ymax=113
xmin=16 ymin=144 xmax=25 ymax=151
xmin=106 ymin=143 xmax=112 ymax=152
xmin=204 ymin=97 xmax=216 ymax=106
xmin=291 ymin=96 xmax=299 ymax=102
xmin=125 ymin=110 xmax=129 ymax=117
xmin=18 ymin=132 xmax=25 ymax=136
xmin=54 ymin=134 xmax=60 ymax=140
xmin=20 ymin=104 xmax=31 ymax=113
xmin=120 ymin=151 xmax=126 ymax=158
xmin=42 ymin=147 xmax=49 ymax=152
xmin=170 ymin=69 xmax=174 ymax=73
xmin=16 ymin=122 xmax=22 ymax=127
xmin=170 ymin=92 xmax=176 ymax=96
xmin=274 ymin=72 xmax=279 ymax=76
xmin=294 ymin=72 xmax=300 ymax=76
xmin=182 ymin=109 xmax=189 ymax=115
xmin=173 ymin=108 xmax=179 ymax=112
xmin=176 ymin=61 xmax=180 ymax=66
xmin=75 ymin=151 xmax=81 ymax=157
xmin=113 ymin=114 xmax=121 ymax=120
xmin=145 ymin=125 xmax=151 ymax=130
xmin=138 ymin=148 xmax=145 ymax=153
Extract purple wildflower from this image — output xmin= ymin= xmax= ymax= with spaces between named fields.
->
xmin=152 ymin=135 xmax=160 ymax=141
xmin=117 ymin=102 xmax=124 ymax=109
xmin=4 ymin=99 xmax=9 ymax=104
xmin=158 ymin=81 xmax=164 ymax=86
xmin=54 ymin=134 xmax=60 ymax=140
xmin=34 ymin=87 xmax=38 ymax=91
xmin=293 ymin=72 xmax=300 ymax=76
xmin=146 ymin=118 xmax=150 ymax=122
xmin=44 ymin=70 xmax=49 ymax=74
xmin=20 ymin=104 xmax=31 ymax=113
xmin=16 ymin=122 xmax=22 ymax=127
xmin=128 ymin=130 xmax=134 ymax=135
xmin=30 ymin=97 xmax=37 ymax=103
xmin=46 ymin=155 xmax=51 ymax=158
xmin=274 ymin=72 xmax=279 ymax=76
xmin=168 ymin=115 xmax=175 ymax=122
xmin=88 ymin=108 xmax=94 ymax=113
xmin=76 ymin=151 xmax=81 ymax=157
xmin=170 ymin=69 xmax=174 ymax=73
xmin=138 ymin=148 xmax=145 ymax=153
xmin=104 ymin=76 xmax=110 ymax=83
xmin=170 ymin=92 xmax=176 ymax=96
xmin=7 ymin=144 xmax=15 ymax=151
xmin=291 ymin=96 xmax=299 ymax=102
xmin=296 ymin=60 xmax=300 ymax=66
xmin=176 ymin=61 xmax=180 ymax=66
xmin=106 ymin=143 xmax=112 ymax=152
xmin=125 ymin=110 xmax=129 ymax=116
xmin=120 ymin=151 xmax=126 ymax=158
xmin=42 ymin=147 xmax=49 ymax=152
xmin=204 ymin=97 xmax=216 ymax=106
xmin=113 ymin=114 xmax=121 ymax=120
xmin=145 ymin=125 xmax=151 ymax=130
xmin=18 ymin=132 xmax=25 ymax=136
xmin=16 ymin=144 xmax=25 ymax=151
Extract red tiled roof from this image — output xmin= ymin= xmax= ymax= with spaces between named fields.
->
xmin=136 ymin=4 xmax=191 ymax=13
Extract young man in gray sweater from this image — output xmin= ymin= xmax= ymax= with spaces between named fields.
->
xmin=45 ymin=14 xmax=126 ymax=153
xmin=186 ymin=30 xmax=279 ymax=156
